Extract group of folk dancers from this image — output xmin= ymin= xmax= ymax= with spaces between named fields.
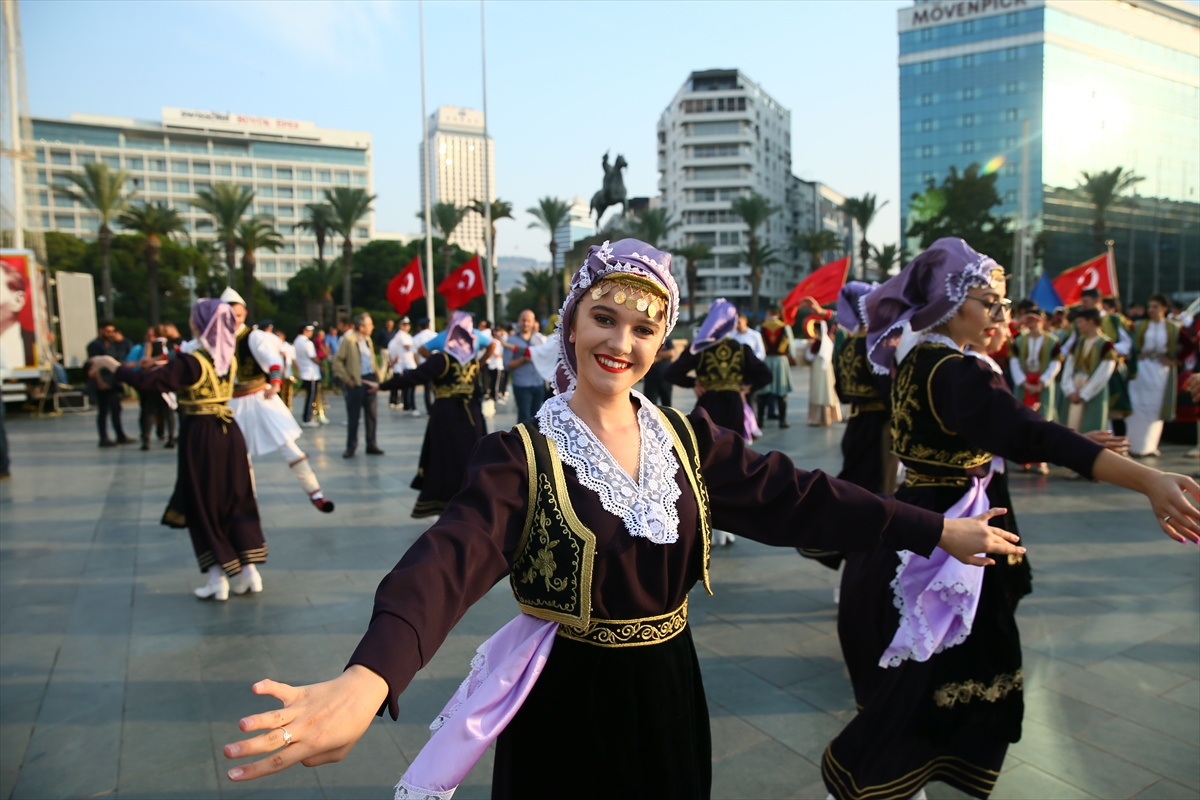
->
xmin=92 ymin=238 xmax=1199 ymax=800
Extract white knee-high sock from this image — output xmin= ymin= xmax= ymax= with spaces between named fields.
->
xmin=279 ymin=442 xmax=322 ymax=497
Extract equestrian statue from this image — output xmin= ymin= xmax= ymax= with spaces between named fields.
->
xmin=590 ymin=152 xmax=628 ymax=226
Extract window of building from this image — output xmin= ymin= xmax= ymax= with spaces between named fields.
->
xmin=919 ymin=61 xmax=933 ymax=75
xmin=126 ymin=177 xmax=143 ymax=191
xmin=276 ymin=186 xmax=293 ymax=199
xmin=258 ymin=204 xmax=273 ymax=215
xmin=718 ymin=231 xmax=740 ymax=246
xmin=921 ymin=171 xmax=935 ymax=183
xmin=259 ymin=260 xmax=276 ymax=274
xmin=149 ymin=179 xmax=167 ymax=192
xmin=194 ymin=180 xmax=210 ymax=192
xmin=278 ymin=205 xmax=295 ymax=217
xmin=334 ymin=171 xmax=350 ymax=185
xmin=54 ymin=194 xmax=73 ymax=208
xmin=175 ymin=199 xmax=191 ymax=213
xmin=126 ymin=156 xmax=144 ymax=170
xmin=40 ymin=213 xmax=50 ymax=227
xmin=276 ymin=167 xmax=293 ymax=180
xmin=171 ymin=160 xmax=189 ymax=174
xmin=1005 ymin=108 xmax=1019 ymax=122
xmin=963 ymin=87 xmax=975 ymax=101
xmin=317 ymin=170 xmax=331 ymax=183
xmin=1003 ymin=190 xmax=1017 ymax=203
xmin=920 ymin=93 xmax=933 ymax=106
xmin=352 ymin=173 xmax=367 ymax=186
xmin=278 ymin=224 xmax=295 ymax=235
xmin=1004 ymin=81 xmax=1018 ymax=95
xmin=36 ymin=170 xmax=47 ymax=185
xmin=1005 ymin=135 xmax=1018 ymax=148
xmin=80 ymin=216 xmax=100 ymax=232
xmin=258 ymin=185 xmax=274 ymax=198
xmin=689 ymin=232 xmax=717 ymax=245
xmin=1004 ymin=163 xmax=1018 ymax=177
xmin=963 ymin=20 xmax=975 ymax=34
xmin=239 ymin=183 xmax=252 ymax=193
xmin=215 ymin=163 xmax=232 ymax=176
xmin=920 ymin=28 xmax=933 ymax=42
xmin=280 ymin=260 xmax=296 ymax=272
xmin=37 ymin=191 xmax=48 ymax=206
xmin=692 ymin=189 xmax=716 ymax=201
xmin=300 ymin=243 xmax=315 ymax=255
xmin=77 ymin=153 xmax=96 ymax=164
xmin=691 ymin=144 xmax=741 ymax=158
xmin=35 ymin=150 xmax=45 ymax=164
xmin=1004 ymin=11 xmax=1018 ymax=26
xmin=298 ymin=187 xmax=313 ymax=200
xmin=963 ymin=114 xmax=975 ymax=128
xmin=257 ymin=165 xmax=273 ymax=178
xmin=51 ymin=150 xmax=71 ymax=165
xmin=237 ymin=165 xmax=253 ymax=177
xmin=963 ymin=141 xmax=975 ymax=154
xmin=921 ymin=145 xmax=933 ymax=158
xmin=171 ymin=180 xmax=190 ymax=193
xmin=962 ymin=54 xmax=976 ymax=67
xmin=196 ymin=219 xmax=214 ymax=232
xmin=920 ymin=119 xmax=933 ymax=132
xmin=1005 ymin=47 xmax=1018 ymax=61
xmin=280 ymin=243 xmax=296 ymax=254
xmin=193 ymin=161 xmax=211 ymax=175
xmin=54 ymin=213 xmax=75 ymax=229
xmin=355 ymin=226 xmax=368 ymax=238
xmin=297 ymin=168 xmax=312 ymax=181
xmin=101 ymin=154 xmax=120 ymax=168
xmin=148 ymin=158 xmax=166 ymax=172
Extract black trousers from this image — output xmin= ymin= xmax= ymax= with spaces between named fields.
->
xmin=344 ymin=383 xmax=378 ymax=451
xmin=642 ymin=377 xmax=673 ymax=407
xmin=96 ymin=389 xmax=126 ymax=442
xmin=423 ymin=382 xmax=435 ymax=414
xmin=139 ymin=391 xmax=175 ymax=442
xmin=301 ymin=379 xmax=320 ymax=422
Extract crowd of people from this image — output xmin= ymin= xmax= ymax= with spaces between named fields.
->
xmin=46 ymin=234 xmax=1199 ymax=800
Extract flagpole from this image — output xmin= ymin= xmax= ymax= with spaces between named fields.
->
xmin=480 ymin=0 xmax=495 ymax=324
xmin=419 ymin=0 xmax=436 ymax=326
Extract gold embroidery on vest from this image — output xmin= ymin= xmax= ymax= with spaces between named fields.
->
xmin=697 ymin=339 xmax=744 ymax=391
xmin=558 ymin=598 xmax=689 ymax=648
xmin=657 ymin=406 xmax=712 ymax=596
xmin=836 ymin=333 xmax=879 ymax=401
xmin=177 ymin=350 xmax=236 ymax=422
xmin=433 ymin=358 xmax=479 ymax=399
xmin=891 ymin=344 xmax=992 ymax=470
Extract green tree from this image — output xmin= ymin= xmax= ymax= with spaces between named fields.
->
xmin=739 ymin=244 xmax=781 ymax=315
xmin=117 ymin=202 xmax=184 ymax=326
xmin=1078 ymin=167 xmax=1144 ymax=254
xmin=506 ymin=268 xmax=554 ymax=320
xmin=470 ymin=198 xmax=514 ymax=302
xmin=906 ymin=164 xmax=1012 ymax=265
xmin=295 ymin=203 xmax=338 ymax=324
xmin=58 ymin=161 xmax=133 ymax=320
xmin=872 ymin=243 xmax=900 ymax=276
xmin=841 ymin=193 xmax=889 ymax=280
xmin=324 ymin=187 xmax=376 ymax=311
xmin=192 ymin=182 xmax=255 ymax=288
xmin=296 ymin=203 xmax=336 ymax=267
xmin=793 ymin=229 xmax=843 ymax=273
xmin=626 ymin=207 xmax=680 ymax=248
xmin=421 ymin=202 xmax=470 ymax=278
xmin=673 ymin=242 xmax=712 ymax=322
xmin=729 ymin=192 xmax=782 ymax=316
xmin=527 ymin=197 xmax=574 ymax=313
xmin=234 ymin=218 xmax=283 ymax=321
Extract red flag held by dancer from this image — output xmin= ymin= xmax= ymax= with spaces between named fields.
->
xmin=1051 ymin=253 xmax=1116 ymax=306
xmin=437 ymin=254 xmax=486 ymax=310
xmin=387 ymin=257 xmax=424 ymax=316
xmin=781 ymin=256 xmax=851 ymax=324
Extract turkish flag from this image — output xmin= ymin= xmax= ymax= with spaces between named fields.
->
xmin=387 ymin=257 xmax=425 ymax=316
xmin=1052 ymin=253 xmax=1116 ymax=306
xmin=781 ymin=256 xmax=851 ymax=325
xmin=438 ymin=254 xmax=485 ymax=310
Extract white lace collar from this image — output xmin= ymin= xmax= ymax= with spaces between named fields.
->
xmin=536 ymin=390 xmax=682 ymax=545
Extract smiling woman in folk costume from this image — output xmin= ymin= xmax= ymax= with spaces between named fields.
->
xmin=220 ymin=238 xmax=1030 ymax=800
xmin=90 ymin=300 xmax=267 ymax=601
xmin=824 ymin=238 xmax=1200 ymax=800
xmin=217 ymin=288 xmax=334 ymax=514
xmin=377 ymin=311 xmax=490 ymax=518
xmin=1126 ymin=293 xmax=1186 ymax=458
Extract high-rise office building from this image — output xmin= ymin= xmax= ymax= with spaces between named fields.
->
xmin=899 ymin=0 xmax=1199 ymax=296
xmin=554 ymin=196 xmax=595 ymax=274
xmin=419 ymin=106 xmax=495 ymax=253
xmin=658 ymin=69 xmax=856 ymax=311
xmin=24 ymin=107 xmax=374 ymax=291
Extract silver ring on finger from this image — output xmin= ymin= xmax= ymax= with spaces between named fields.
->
xmin=1163 ymin=515 xmax=1171 ymax=523
xmin=281 ymin=728 xmax=293 ymax=746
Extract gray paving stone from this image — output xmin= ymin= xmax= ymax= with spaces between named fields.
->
xmin=1131 ymin=778 xmax=1200 ymax=799
xmin=1007 ymin=718 xmax=1159 ymax=799
xmin=989 ymin=762 xmax=1098 ymax=799
xmin=711 ymin=738 xmax=822 ymax=800
xmin=1076 ymin=717 xmax=1200 ymax=790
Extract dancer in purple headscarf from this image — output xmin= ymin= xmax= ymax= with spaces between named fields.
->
xmin=89 ymin=299 xmax=266 ymax=601
xmin=378 ymin=310 xmax=490 ymax=518
xmin=220 ymin=239 xmax=1028 ymax=800
xmin=825 ymin=238 xmax=1200 ymax=800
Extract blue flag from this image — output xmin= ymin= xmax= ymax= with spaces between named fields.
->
xmin=1030 ymin=272 xmax=1063 ymax=311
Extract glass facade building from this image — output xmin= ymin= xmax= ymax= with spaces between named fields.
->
xmin=899 ymin=0 xmax=1199 ymax=299
xmin=24 ymin=108 xmax=374 ymax=291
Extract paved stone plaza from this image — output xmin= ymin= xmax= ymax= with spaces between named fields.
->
xmin=1 ymin=378 xmax=1197 ymax=800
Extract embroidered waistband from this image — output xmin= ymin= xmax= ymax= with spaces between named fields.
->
xmin=233 ymin=379 xmax=267 ymax=396
xmin=903 ymin=469 xmax=971 ymax=489
xmin=557 ymin=598 xmax=688 ymax=648
xmin=434 ymin=386 xmax=475 ymax=399
xmin=850 ymin=401 xmax=886 ymax=417
xmin=700 ymin=380 xmax=742 ymax=392
xmin=181 ymin=403 xmax=235 ymax=422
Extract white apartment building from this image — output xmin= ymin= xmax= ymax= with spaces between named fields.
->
xmin=419 ymin=106 xmax=495 ymax=253
xmin=658 ymin=69 xmax=856 ymax=310
xmin=25 ymin=107 xmax=374 ymax=291
xmin=554 ymin=195 xmax=595 ymax=274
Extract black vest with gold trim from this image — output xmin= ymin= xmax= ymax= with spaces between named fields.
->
xmin=432 ymin=353 xmax=480 ymax=399
xmin=891 ymin=342 xmax=991 ymax=476
xmin=234 ymin=327 xmax=266 ymax=392
xmin=510 ymin=405 xmax=712 ymax=647
xmin=835 ymin=332 xmax=884 ymax=412
xmin=762 ymin=321 xmax=790 ymax=356
xmin=177 ymin=349 xmax=236 ymax=421
xmin=696 ymin=338 xmax=745 ymax=392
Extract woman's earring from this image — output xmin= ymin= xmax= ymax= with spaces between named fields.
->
xmin=569 ymin=334 xmax=576 ymax=342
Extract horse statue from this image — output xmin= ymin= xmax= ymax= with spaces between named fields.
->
xmin=590 ymin=152 xmax=628 ymax=226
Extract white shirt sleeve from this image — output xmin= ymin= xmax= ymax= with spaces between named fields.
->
xmin=1079 ymin=357 xmax=1116 ymax=402
xmin=1009 ymin=356 xmax=1027 ymax=388
xmin=1112 ymin=325 xmax=1132 ymax=358
xmin=248 ymin=329 xmax=283 ymax=373
xmin=1061 ymin=352 xmax=1075 ymax=394
xmin=1041 ymin=358 xmax=1061 ymax=386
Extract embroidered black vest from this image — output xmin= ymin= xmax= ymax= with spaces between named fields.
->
xmin=432 ymin=354 xmax=480 ymax=399
xmin=762 ymin=322 xmax=790 ymax=356
xmin=177 ymin=349 xmax=236 ymax=420
xmin=511 ymin=406 xmax=712 ymax=645
xmin=891 ymin=342 xmax=991 ymax=472
xmin=835 ymin=332 xmax=884 ymax=411
xmin=696 ymin=339 xmax=744 ymax=392
xmin=234 ymin=328 xmax=266 ymax=391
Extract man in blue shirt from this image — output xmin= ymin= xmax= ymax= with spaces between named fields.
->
xmin=503 ymin=309 xmax=548 ymax=423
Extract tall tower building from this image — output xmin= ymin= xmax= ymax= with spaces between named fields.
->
xmin=419 ymin=106 xmax=495 ymax=253
xmin=899 ymin=0 xmax=1199 ymax=294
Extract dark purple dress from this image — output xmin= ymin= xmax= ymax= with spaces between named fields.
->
xmin=664 ymin=338 xmax=772 ymax=434
xmin=347 ymin=403 xmax=945 ymax=799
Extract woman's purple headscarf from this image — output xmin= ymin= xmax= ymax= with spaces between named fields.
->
xmin=190 ymin=298 xmax=237 ymax=376
xmin=864 ymin=237 xmax=1003 ymax=376
xmin=444 ymin=311 xmax=477 ymax=365
xmin=836 ymin=281 xmax=876 ymax=333
xmin=690 ymin=298 xmax=738 ymax=354
xmin=555 ymin=238 xmax=679 ymax=394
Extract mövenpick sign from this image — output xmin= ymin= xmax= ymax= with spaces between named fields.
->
xmin=898 ymin=0 xmax=1039 ymax=32
xmin=161 ymin=107 xmax=316 ymax=133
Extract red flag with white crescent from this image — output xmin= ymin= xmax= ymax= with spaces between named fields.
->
xmin=780 ymin=256 xmax=851 ymax=325
xmin=437 ymin=254 xmax=485 ymax=310
xmin=1052 ymin=253 xmax=1115 ymax=306
xmin=387 ymin=257 xmax=424 ymax=316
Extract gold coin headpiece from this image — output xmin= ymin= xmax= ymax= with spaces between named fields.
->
xmin=588 ymin=274 xmax=668 ymax=320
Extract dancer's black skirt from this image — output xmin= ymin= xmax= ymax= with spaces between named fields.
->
xmin=837 ymin=409 xmax=888 ymax=493
xmin=694 ymin=389 xmax=745 ymax=436
xmin=493 ymin=625 xmax=711 ymax=800
xmin=826 ymin=476 xmax=1030 ymax=800
xmin=410 ymin=396 xmax=488 ymax=518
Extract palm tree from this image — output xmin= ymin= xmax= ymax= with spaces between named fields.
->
xmin=1079 ymin=167 xmax=1143 ymax=254
xmin=117 ymin=202 xmax=184 ymax=326
xmin=192 ymin=182 xmax=255 ymax=289
xmin=58 ymin=162 xmax=133 ymax=320
xmin=324 ymin=187 xmax=376 ymax=310
xmin=296 ymin=202 xmax=336 ymax=267
xmin=420 ymin=202 xmax=470 ymax=278
xmin=841 ymin=193 xmax=889 ymax=279
xmin=470 ymin=198 xmax=514 ymax=298
xmin=729 ymin=192 xmax=782 ymax=316
xmin=233 ymin=218 xmax=283 ymax=321
xmin=739 ymin=244 xmax=781 ymax=316
xmin=626 ymin=208 xmax=680 ymax=248
xmin=288 ymin=259 xmax=343 ymax=327
xmin=872 ymin=243 xmax=900 ymax=276
xmin=673 ymin=242 xmax=712 ymax=322
xmin=794 ymin=229 xmax=844 ymax=273
xmin=527 ymin=197 xmax=574 ymax=312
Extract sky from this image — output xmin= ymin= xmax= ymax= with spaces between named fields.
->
xmin=21 ymin=0 xmax=911 ymax=261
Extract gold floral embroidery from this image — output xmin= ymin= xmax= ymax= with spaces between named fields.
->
xmin=697 ymin=339 xmax=744 ymax=391
xmin=177 ymin=350 xmax=236 ymax=420
xmin=932 ymin=669 xmax=1023 ymax=709
xmin=891 ymin=344 xmax=992 ymax=469
xmin=559 ymin=598 xmax=689 ymax=648
xmin=836 ymin=333 xmax=879 ymax=400
xmin=433 ymin=359 xmax=479 ymax=399
xmin=519 ymin=507 xmax=569 ymax=593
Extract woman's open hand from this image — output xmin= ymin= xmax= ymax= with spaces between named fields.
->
xmin=938 ymin=508 xmax=1024 ymax=567
xmin=223 ymin=665 xmax=388 ymax=782
xmin=1145 ymin=472 xmax=1200 ymax=544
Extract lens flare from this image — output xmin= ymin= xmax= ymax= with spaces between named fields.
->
xmin=982 ymin=155 xmax=1006 ymax=175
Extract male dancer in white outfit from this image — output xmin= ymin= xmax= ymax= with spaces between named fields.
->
xmin=220 ymin=288 xmax=334 ymax=513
